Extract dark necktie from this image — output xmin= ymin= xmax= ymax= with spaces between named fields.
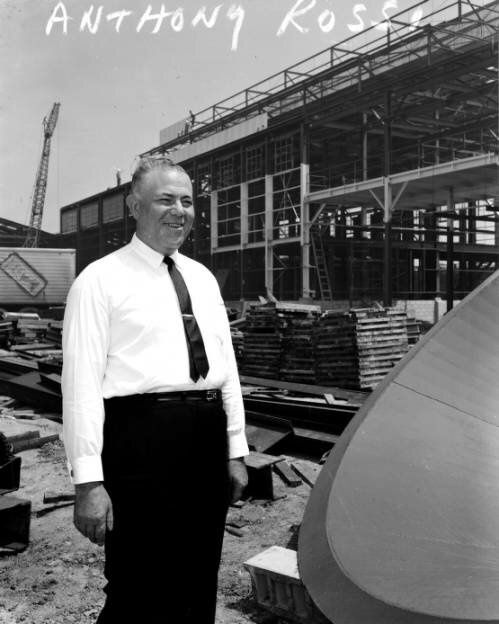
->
xmin=163 ymin=256 xmax=210 ymax=381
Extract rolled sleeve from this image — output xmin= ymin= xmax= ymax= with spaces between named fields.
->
xmin=62 ymin=271 xmax=109 ymax=484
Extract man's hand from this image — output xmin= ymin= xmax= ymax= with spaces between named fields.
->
xmin=228 ymin=457 xmax=248 ymax=504
xmin=74 ymin=482 xmax=113 ymax=546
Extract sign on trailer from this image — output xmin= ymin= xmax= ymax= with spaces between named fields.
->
xmin=0 ymin=252 xmax=48 ymax=297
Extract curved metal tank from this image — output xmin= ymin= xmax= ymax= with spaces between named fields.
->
xmin=298 ymin=270 xmax=499 ymax=624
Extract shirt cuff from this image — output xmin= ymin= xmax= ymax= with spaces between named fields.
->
xmin=228 ymin=431 xmax=249 ymax=460
xmin=67 ymin=455 xmax=104 ymax=485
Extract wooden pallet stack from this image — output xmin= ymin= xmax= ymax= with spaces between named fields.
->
xmin=241 ymin=305 xmax=283 ymax=378
xmin=314 ymin=312 xmax=357 ymax=388
xmin=406 ymin=317 xmax=421 ymax=346
xmin=353 ymin=308 xmax=409 ymax=388
xmin=279 ymin=305 xmax=321 ymax=384
xmin=241 ymin=303 xmax=321 ymax=381
xmin=314 ymin=307 xmax=409 ymax=390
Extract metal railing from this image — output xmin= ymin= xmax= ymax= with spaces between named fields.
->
xmin=147 ymin=0 xmax=499 ymax=155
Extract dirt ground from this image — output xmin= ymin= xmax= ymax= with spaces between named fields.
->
xmin=0 ymin=414 xmax=313 ymax=624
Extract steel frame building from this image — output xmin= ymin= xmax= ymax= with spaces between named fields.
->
xmin=58 ymin=183 xmax=136 ymax=274
xmin=60 ymin=0 xmax=499 ymax=307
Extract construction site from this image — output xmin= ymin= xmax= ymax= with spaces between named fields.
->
xmin=0 ymin=0 xmax=498 ymax=622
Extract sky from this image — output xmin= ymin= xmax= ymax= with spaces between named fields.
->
xmin=0 ymin=0 xmax=456 ymax=233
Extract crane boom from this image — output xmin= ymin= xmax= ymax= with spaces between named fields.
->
xmin=24 ymin=102 xmax=61 ymax=247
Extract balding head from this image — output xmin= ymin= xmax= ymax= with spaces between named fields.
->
xmin=130 ymin=155 xmax=189 ymax=199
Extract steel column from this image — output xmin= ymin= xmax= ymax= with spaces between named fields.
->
xmin=265 ymin=174 xmax=273 ymax=296
xmin=241 ymin=182 xmax=248 ymax=247
xmin=301 ymin=124 xmax=311 ymax=299
xmin=447 ymin=187 xmax=455 ymax=312
xmin=210 ymin=190 xmax=218 ymax=253
xmin=383 ymin=178 xmax=393 ymax=307
xmin=383 ymin=90 xmax=392 ymax=307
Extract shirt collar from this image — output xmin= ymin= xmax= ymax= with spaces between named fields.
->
xmin=130 ymin=233 xmax=181 ymax=269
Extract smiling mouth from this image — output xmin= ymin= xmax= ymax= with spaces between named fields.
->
xmin=163 ymin=222 xmax=184 ymax=230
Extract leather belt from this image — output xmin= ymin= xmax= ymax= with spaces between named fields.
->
xmin=155 ymin=389 xmax=221 ymax=402
xmin=111 ymin=389 xmax=222 ymax=403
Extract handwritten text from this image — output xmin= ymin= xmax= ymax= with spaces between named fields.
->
xmin=45 ymin=2 xmax=425 ymax=51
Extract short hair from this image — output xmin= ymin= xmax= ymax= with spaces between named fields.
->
xmin=130 ymin=154 xmax=189 ymax=196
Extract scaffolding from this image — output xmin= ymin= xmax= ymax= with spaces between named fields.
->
xmin=60 ymin=0 xmax=498 ymax=308
xmin=149 ymin=0 xmax=499 ymax=156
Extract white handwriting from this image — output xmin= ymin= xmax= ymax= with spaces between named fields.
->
xmin=46 ymin=1 xmax=72 ymax=35
xmin=44 ymin=1 xmax=425 ymax=46
xmin=80 ymin=5 xmax=104 ymax=33
xmin=106 ymin=10 xmax=133 ymax=32
xmin=227 ymin=4 xmax=245 ymax=50
xmin=277 ymin=0 xmax=316 ymax=36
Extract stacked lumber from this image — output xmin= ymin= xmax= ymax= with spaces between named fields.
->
xmin=241 ymin=303 xmax=321 ymax=381
xmin=279 ymin=307 xmax=321 ymax=384
xmin=353 ymin=308 xmax=408 ymax=388
xmin=9 ymin=317 xmax=51 ymax=345
xmin=315 ymin=307 xmax=409 ymax=390
xmin=44 ymin=320 xmax=63 ymax=347
xmin=241 ymin=303 xmax=290 ymax=379
xmin=241 ymin=304 xmax=286 ymax=378
xmin=0 ymin=321 xmax=15 ymax=348
xmin=406 ymin=317 xmax=421 ymax=346
xmin=314 ymin=312 xmax=357 ymax=388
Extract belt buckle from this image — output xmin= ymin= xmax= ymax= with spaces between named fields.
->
xmin=206 ymin=390 xmax=218 ymax=401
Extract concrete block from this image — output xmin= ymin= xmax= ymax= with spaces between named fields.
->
xmin=244 ymin=546 xmax=329 ymax=623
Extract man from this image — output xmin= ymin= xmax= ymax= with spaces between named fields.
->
xmin=62 ymin=156 xmax=249 ymax=623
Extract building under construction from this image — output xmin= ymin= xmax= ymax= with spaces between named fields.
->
xmin=58 ymin=0 xmax=499 ymax=309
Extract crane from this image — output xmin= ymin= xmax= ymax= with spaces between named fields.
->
xmin=24 ymin=102 xmax=61 ymax=247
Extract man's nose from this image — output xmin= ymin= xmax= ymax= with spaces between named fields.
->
xmin=169 ymin=200 xmax=185 ymax=214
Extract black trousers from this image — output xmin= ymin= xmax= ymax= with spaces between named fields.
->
xmin=96 ymin=394 xmax=230 ymax=624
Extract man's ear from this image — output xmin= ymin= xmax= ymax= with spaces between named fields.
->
xmin=126 ymin=194 xmax=139 ymax=220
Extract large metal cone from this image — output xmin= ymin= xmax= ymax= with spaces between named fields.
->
xmin=299 ymin=270 xmax=499 ymax=623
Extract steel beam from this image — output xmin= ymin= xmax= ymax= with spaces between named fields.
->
xmin=265 ymin=174 xmax=273 ymax=296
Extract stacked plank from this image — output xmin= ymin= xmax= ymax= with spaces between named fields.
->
xmin=0 ymin=321 xmax=15 ymax=349
xmin=314 ymin=312 xmax=357 ymax=388
xmin=406 ymin=317 xmax=421 ymax=346
xmin=241 ymin=305 xmax=282 ymax=378
xmin=315 ymin=308 xmax=409 ymax=390
xmin=241 ymin=303 xmax=321 ymax=382
xmin=45 ymin=320 xmax=63 ymax=346
xmin=10 ymin=318 xmax=51 ymax=345
xmin=353 ymin=308 xmax=409 ymax=388
xmin=279 ymin=306 xmax=321 ymax=383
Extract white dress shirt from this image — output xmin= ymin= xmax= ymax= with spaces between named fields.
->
xmin=62 ymin=234 xmax=249 ymax=484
